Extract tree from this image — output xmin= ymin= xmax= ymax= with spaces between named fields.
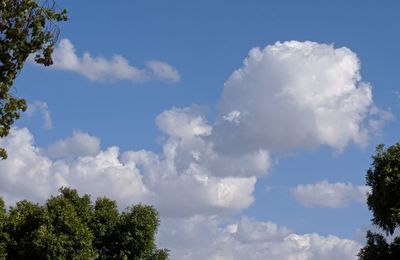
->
xmin=0 ymin=0 xmax=67 ymax=159
xmin=90 ymin=197 xmax=119 ymax=259
xmin=359 ymin=143 xmax=400 ymax=259
xmin=0 ymin=198 xmax=8 ymax=259
xmin=45 ymin=188 xmax=96 ymax=259
xmin=0 ymin=188 xmax=169 ymax=259
xmin=112 ymin=204 xmax=168 ymax=259
xmin=6 ymin=200 xmax=50 ymax=259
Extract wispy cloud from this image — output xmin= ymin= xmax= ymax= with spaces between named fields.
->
xmin=292 ymin=180 xmax=369 ymax=208
xmin=146 ymin=60 xmax=181 ymax=82
xmin=26 ymin=101 xmax=52 ymax=129
xmin=49 ymin=39 xmax=180 ymax=83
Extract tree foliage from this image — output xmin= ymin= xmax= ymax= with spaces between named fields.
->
xmin=0 ymin=188 xmax=169 ymax=259
xmin=359 ymin=143 xmax=400 ymax=259
xmin=0 ymin=0 xmax=67 ymax=159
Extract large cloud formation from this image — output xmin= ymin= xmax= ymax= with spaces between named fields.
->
xmin=214 ymin=41 xmax=385 ymax=155
xmin=158 ymin=216 xmax=361 ymax=260
xmin=2 ymin=40 xmax=386 ymax=259
xmin=0 ymin=112 xmax=267 ymax=217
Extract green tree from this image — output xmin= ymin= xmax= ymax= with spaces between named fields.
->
xmin=0 ymin=198 xmax=8 ymax=259
xmin=359 ymin=143 xmax=400 ymax=259
xmin=90 ymin=198 xmax=169 ymax=260
xmin=0 ymin=188 xmax=169 ymax=259
xmin=0 ymin=0 xmax=67 ymax=159
xmin=112 ymin=205 xmax=168 ymax=259
xmin=90 ymin=197 xmax=119 ymax=259
xmin=6 ymin=200 xmax=49 ymax=259
xmin=45 ymin=188 xmax=96 ymax=259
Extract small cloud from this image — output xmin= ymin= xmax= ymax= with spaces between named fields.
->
xmin=223 ymin=110 xmax=241 ymax=124
xmin=146 ymin=60 xmax=181 ymax=83
xmin=46 ymin=38 xmax=181 ymax=84
xmin=395 ymin=91 xmax=400 ymax=100
xmin=291 ymin=180 xmax=369 ymax=208
xmin=264 ymin=185 xmax=273 ymax=192
xmin=368 ymin=106 xmax=393 ymax=135
xmin=26 ymin=101 xmax=52 ymax=129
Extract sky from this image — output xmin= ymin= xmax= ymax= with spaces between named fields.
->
xmin=1 ymin=0 xmax=400 ymax=259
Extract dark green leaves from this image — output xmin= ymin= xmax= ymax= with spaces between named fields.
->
xmin=366 ymin=143 xmax=400 ymax=235
xmin=358 ymin=231 xmax=400 ymax=260
xmin=0 ymin=0 xmax=67 ymax=159
xmin=359 ymin=143 xmax=400 ymax=259
xmin=0 ymin=188 xmax=169 ymax=259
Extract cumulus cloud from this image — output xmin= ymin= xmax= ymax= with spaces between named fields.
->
xmin=153 ymin=107 xmax=272 ymax=179
xmin=17 ymin=42 xmax=385 ymax=215
xmin=292 ymin=180 xmax=369 ymax=208
xmin=214 ymin=41 xmax=387 ymax=155
xmin=50 ymin=38 xmax=180 ymax=83
xmin=26 ymin=101 xmax=52 ymax=129
xmin=4 ymin=40 xmax=390 ymax=259
xmin=158 ymin=216 xmax=362 ymax=260
xmin=0 ymin=128 xmax=147 ymax=206
xmin=0 ymin=128 xmax=362 ymax=259
xmin=0 ymin=119 xmax=268 ymax=216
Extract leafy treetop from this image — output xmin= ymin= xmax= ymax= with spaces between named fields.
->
xmin=0 ymin=187 xmax=169 ymax=259
xmin=366 ymin=143 xmax=400 ymax=235
xmin=359 ymin=143 xmax=400 ymax=259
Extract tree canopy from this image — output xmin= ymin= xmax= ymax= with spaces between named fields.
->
xmin=358 ymin=143 xmax=400 ymax=259
xmin=0 ymin=0 xmax=67 ymax=159
xmin=0 ymin=188 xmax=169 ymax=259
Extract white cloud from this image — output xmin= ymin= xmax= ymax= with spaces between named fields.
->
xmin=155 ymin=106 xmax=212 ymax=139
xmin=0 ymin=128 xmax=363 ymax=259
xmin=0 ymin=123 xmax=267 ymax=217
xmin=0 ymin=128 xmax=147 ymax=206
xmin=41 ymin=130 xmax=101 ymax=158
xmin=233 ymin=216 xmax=292 ymax=243
xmin=367 ymin=106 xmax=393 ymax=135
xmin=223 ymin=110 xmax=241 ymax=125
xmin=214 ymin=41 xmax=387 ymax=155
xmin=26 ymin=101 xmax=52 ymax=129
xmin=150 ymin=107 xmax=272 ymax=180
xmin=16 ymin=42 xmax=384 ymax=216
xmin=146 ymin=60 xmax=181 ymax=83
xmin=292 ymin=180 xmax=369 ymax=208
xmin=50 ymin=38 xmax=180 ymax=83
xmin=5 ymin=40 xmax=389 ymax=259
xmin=158 ymin=216 xmax=362 ymax=260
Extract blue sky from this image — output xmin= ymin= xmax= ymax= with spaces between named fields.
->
xmin=2 ymin=0 xmax=400 ymax=259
